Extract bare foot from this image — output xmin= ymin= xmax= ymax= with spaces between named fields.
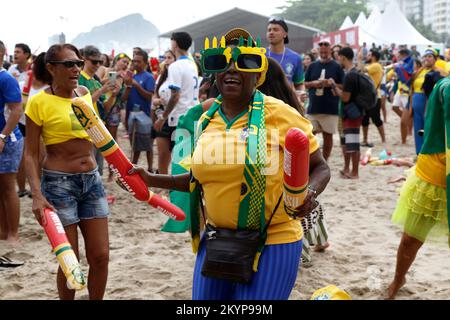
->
xmin=6 ymin=237 xmax=21 ymax=247
xmin=385 ymin=278 xmax=406 ymax=300
xmin=340 ymin=170 xmax=351 ymax=179
xmin=314 ymin=242 xmax=330 ymax=252
xmin=388 ymin=176 xmax=406 ymax=184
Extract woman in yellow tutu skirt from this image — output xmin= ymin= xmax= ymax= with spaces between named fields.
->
xmin=386 ymin=77 xmax=450 ymax=300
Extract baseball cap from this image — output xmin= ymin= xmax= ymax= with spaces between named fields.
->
xmin=268 ymin=17 xmax=289 ymax=44
xmin=318 ymin=39 xmax=331 ymax=47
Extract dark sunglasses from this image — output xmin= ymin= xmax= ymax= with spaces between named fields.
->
xmin=49 ymin=60 xmax=85 ymax=68
xmin=88 ymin=58 xmax=103 ymax=65
xmin=318 ymin=42 xmax=330 ymax=47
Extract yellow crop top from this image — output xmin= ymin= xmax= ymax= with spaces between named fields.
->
xmin=25 ymin=90 xmax=92 ymax=146
xmin=413 ymin=68 xmax=432 ymax=94
xmin=191 ymin=95 xmax=319 ymax=245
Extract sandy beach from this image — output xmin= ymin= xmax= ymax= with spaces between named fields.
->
xmin=1 ymin=107 xmax=449 ymax=300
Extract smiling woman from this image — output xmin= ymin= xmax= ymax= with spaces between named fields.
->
xmin=24 ymin=44 xmax=111 ymax=300
xmin=130 ymin=28 xmax=331 ymax=301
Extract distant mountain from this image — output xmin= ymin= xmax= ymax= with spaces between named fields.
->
xmin=71 ymin=13 xmax=160 ymax=54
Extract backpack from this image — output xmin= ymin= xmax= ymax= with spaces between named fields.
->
xmin=352 ymin=71 xmax=378 ymax=112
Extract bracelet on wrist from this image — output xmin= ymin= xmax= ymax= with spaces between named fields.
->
xmin=308 ymin=185 xmax=318 ymax=197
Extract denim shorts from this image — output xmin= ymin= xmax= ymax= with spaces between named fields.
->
xmin=41 ymin=168 xmax=109 ymax=226
xmin=0 ymin=138 xmax=24 ymax=174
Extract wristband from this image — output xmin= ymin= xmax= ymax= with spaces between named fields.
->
xmin=308 ymin=185 xmax=318 ymax=198
xmin=0 ymin=134 xmax=7 ymax=143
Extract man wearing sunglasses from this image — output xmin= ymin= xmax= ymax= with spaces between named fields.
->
xmin=266 ymin=18 xmax=305 ymax=92
xmin=79 ymin=45 xmax=119 ymax=176
xmin=305 ymin=40 xmax=345 ymax=161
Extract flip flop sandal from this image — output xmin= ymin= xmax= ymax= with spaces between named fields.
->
xmin=0 ymin=256 xmax=25 ymax=268
xmin=361 ymin=142 xmax=374 ymax=148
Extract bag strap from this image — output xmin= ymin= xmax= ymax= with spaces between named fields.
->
xmin=199 ymin=189 xmax=283 ymax=236
xmin=262 ymin=194 xmax=283 ymax=235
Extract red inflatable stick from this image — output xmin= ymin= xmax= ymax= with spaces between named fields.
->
xmin=106 ymin=147 xmax=185 ymax=221
xmin=71 ymin=97 xmax=185 ymax=221
xmin=40 ymin=209 xmax=87 ymax=290
xmin=361 ymin=148 xmax=372 ymax=166
xmin=284 ymin=128 xmax=310 ymax=212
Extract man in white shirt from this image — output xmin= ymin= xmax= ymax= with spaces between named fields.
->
xmin=7 ymin=43 xmax=31 ymax=198
xmin=8 ymin=43 xmax=31 ymax=86
xmin=154 ymin=32 xmax=198 ymax=133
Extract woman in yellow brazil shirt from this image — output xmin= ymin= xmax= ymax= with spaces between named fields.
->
xmin=24 ymin=44 xmax=110 ymax=300
xmin=131 ymin=28 xmax=331 ymax=300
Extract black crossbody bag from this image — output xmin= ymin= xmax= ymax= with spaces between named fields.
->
xmin=200 ymin=193 xmax=283 ymax=284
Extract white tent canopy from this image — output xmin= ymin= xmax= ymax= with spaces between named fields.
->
xmin=340 ymin=16 xmax=354 ymax=30
xmin=359 ymin=2 xmax=437 ymax=47
xmin=364 ymin=6 xmax=382 ymax=30
xmin=353 ymin=12 xmax=367 ymax=27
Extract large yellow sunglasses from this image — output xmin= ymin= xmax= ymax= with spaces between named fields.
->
xmin=201 ymin=36 xmax=268 ymax=74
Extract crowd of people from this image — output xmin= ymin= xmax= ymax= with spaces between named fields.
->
xmin=0 ymin=15 xmax=449 ymax=301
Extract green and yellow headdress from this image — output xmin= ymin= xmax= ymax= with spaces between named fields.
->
xmin=200 ymin=28 xmax=268 ymax=87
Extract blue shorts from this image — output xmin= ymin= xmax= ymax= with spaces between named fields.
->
xmin=0 ymin=138 xmax=24 ymax=174
xmin=41 ymin=168 xmax=109 ymax=227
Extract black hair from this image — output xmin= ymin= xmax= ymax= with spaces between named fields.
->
xmin=399 ymin=49 xmax=410 ymax=56
xmin=259 ymin=57 xmax=304 ymax=116
xmin=303 ymin=53 xmax=316 ymax=72
xmin=101 ymin=53 xmax=111 ymax=67
xmin=15 ymin=43 xmax=31 ymax=59
xmin=33 ymin=44 xmax=82 ymax=85
xmin=171 ymin=32 xmax=192 ymax=51
xmin=338 ymin=47 xmax=354 ymax=61
xmin=83 ymin=45 xmax=101 ymax=58
xmin=304 ymin=53 xmax=316 ymax=62
xmin=414 ymin=58 xmax=422 ymax=69
xmin=370 ymin=49 xmax=381 ymax=61
xmin=134 ymin=49 xmax=149 ymax=65
xmin=0 ymin=40 xmax=5 ymax=55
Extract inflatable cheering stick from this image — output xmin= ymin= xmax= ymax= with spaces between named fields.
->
xmin=71 ymin=97 xmax=185 ymax=221
xmin=361 ymin=148 xmax=372 ymax=166
xmin=40 ymin=208 xmax=87 ymax=290
xmin=283 ymin=128 xmax=310 ymax=218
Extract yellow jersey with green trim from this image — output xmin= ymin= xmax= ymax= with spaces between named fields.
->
xmin=191 ymin=95 xmax=319 ymax=245
xmin=25 ymin=90 xmax=93 ymax=146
